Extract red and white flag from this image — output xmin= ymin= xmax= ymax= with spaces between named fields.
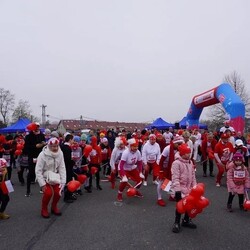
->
xmin=161 ymin=179 xmax=172 ymax=192
xmin=1 ymin=180 xmax=14 ymax=194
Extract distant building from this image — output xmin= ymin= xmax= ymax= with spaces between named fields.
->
xmin=56 ymin=119 xmax=149 ymax=135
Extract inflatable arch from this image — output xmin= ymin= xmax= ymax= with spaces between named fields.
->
xmin=186 ymin=83 xmax=245 ymax=133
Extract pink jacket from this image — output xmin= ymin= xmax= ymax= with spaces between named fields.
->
xmin=171 ymin=157 xmax=197 ymax=196
xmin=227 ymin=163 xmax=250 ymax=194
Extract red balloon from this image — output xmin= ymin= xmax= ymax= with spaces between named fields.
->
xmin=26 ymin=123 xmax=38 ymax=131
xmin=75 ymin=180 xmax=81 ymax=189
xmin=90 ymin=167 xmax=98 ymax=175
xmin=190 ymin=184 xmax=205 ymax=198
xmin=182 ymin=195 xmax=195 ymax=211
xmin=197 ymin=183 xmax=205 ymax=190
xmin=77 ymin=174 xmax=87 ymax=184
xmin=176 ymin=200 xmax=186 ymax=214
xmin=243 ymin=200 xmax=250 ymax=210
xmin=187 ymin=207 xmax=202 ymax=218
xmin=67 ymin=181 xmax=77 ymax=192
xmin=16 ymin=144 xmax=24 ymax=150
xmin=67 ymin=180 xmax=81 ymax=192
xmin=127 ymin=187 xmax=137 ymax=197
xmin=83 ymin=145 xmax=93 ymax=157
xmin=197 ymin=196 xmax=210 ymax=209
xmin=15 ymin=149 xmax=22 ymax=156
xmin=81 ymin=165 xmax=89 ymax=172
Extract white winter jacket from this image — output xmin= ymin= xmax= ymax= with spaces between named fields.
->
xmin=35 ymin=146 xmax=66 ymax=187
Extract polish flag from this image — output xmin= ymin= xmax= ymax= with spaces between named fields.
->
xmin=161 ymin=179 xmax=172 ymax=192
xmin=1 ymin=180 xmax=14 ymax=194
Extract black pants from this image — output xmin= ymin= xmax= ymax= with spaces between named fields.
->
xmin=102 ymin=160 xmax=111 ymax=175
xmin=0 ymin=188 xmax=10 ymax=213
xmin=175 ymin=194 xmax=190 ymax=224
xmin=27 ymin=162 xmax=36 ymax=194
xmin=227 ymin=192 xmax=244 ymax=207
xmin=18 ymin=166 xmax=27 ymax=184
xmin=202 ymin=157 xmax=214 ymax=174
xmin=7 ymin=166 xmax=12 ymax=181
xmin=88 ymin=164 xmax=101 ymax=188
xmin=10 ymin=154 xmax=16 ymax=168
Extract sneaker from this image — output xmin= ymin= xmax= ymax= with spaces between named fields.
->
xmin=25 ymin=193 xmax=31 ymax=197
xmin=0 ymin=212 xmax=10 ymax=220
xmin=64 ymin=198 xmax=73 ymax=203
xmin=117 ymin=193 xmax=123 ymax=202
xmin=203 ymin=173 xmax=207 ymax=177
xmin=135 ymin=190 xmax=143 ymax=198
xmin=210 ymin=173 xmax=215 ymax=177
xmin=153 ymin=180 xmax=159 ymax=185
xmin=172 ymin=223 xmax=180 ymax=233
xmin=84 ymin=186 xmax=92 ymax=193
xmin=157 ymin=199 xmax=166 ymax=207
xmin=143 ymin=181 xmax=148 ymax=186
xmin=227 ymin=204 xmax=233 ymax=212
xmin=181 ymin=219 xmax=197 ymax=229
xmin=216 ymin=183 xmax=221 ymax=187
xmin=97 ymin=185 xmax=103 ymax=190
xmin=77 ymin=189 xmax=83 ymax=196
xmin=39 ymin=190 xmax=44 ymax=194
xmin=71 ymin=194 xmax=77 ymax=200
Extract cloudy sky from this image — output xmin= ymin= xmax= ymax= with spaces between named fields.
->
xmin=0 ymin=0 xmax=249 ymax=124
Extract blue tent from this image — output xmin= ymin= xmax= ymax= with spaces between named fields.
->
xmin=146 ymin=117 xmax=174 ymax=130
xmin=179 ymin=117 xmax=207 ymax=129
xmin=0 ymin=118 xmax=31 ymax=133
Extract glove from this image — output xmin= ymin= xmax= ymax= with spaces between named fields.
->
xmin=59 ymin=183 xmax=65 ymax=196
xmin=121 ymin=175 xmax=128 ymax=182
xmin=139 ymin=172 xmax=145 ymax=179
xmin=175 ymin=191 xmax=182 ymax=201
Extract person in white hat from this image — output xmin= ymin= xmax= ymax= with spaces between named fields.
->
xmin=35 ymin=138 xmax=66 ymax=218
xmin=234 ymin=139 xmax=249 ymax=168
xmin=117 ymin=138 xmax=144 ymax=202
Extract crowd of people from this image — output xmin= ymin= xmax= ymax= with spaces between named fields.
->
xmin=0 ymin=121 xmax=250 ymax=233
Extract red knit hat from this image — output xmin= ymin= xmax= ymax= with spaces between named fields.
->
xmin=232 ymin=152 xmax=243 ymax=161
xmin=178 ymin=144 xmax=191 ymax=156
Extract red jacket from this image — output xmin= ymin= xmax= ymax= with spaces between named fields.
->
xmin=201 ymin=138 xmax=217 ymax=159
xmin=214 ymin=141 xmax=234 ymax=165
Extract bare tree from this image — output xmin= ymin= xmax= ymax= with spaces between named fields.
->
xmin=0 ymin=88 xmax=15 ymax=125
xmin=207 ymin=71 xmax=250 ymax=129
xmin=12 ymin=99 xmax=32 ymax=122
xmin=224 ymin=71 xmax=250 ymax=117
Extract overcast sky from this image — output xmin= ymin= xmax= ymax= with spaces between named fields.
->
xmin=0 ymin=0 xmax=249 ymax=124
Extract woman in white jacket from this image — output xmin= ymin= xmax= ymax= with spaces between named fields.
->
xmin=35 ymin=138 xmax=66 ymax=218
xmin=109 ymin=136 xmax=127 ymax=189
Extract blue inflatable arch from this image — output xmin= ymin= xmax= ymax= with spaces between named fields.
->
xmin=186 ymin=83 xmax=245 ymax=132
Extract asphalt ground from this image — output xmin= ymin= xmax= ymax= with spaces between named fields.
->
xmin=1 ymin=163 xmax=250 ymax=250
